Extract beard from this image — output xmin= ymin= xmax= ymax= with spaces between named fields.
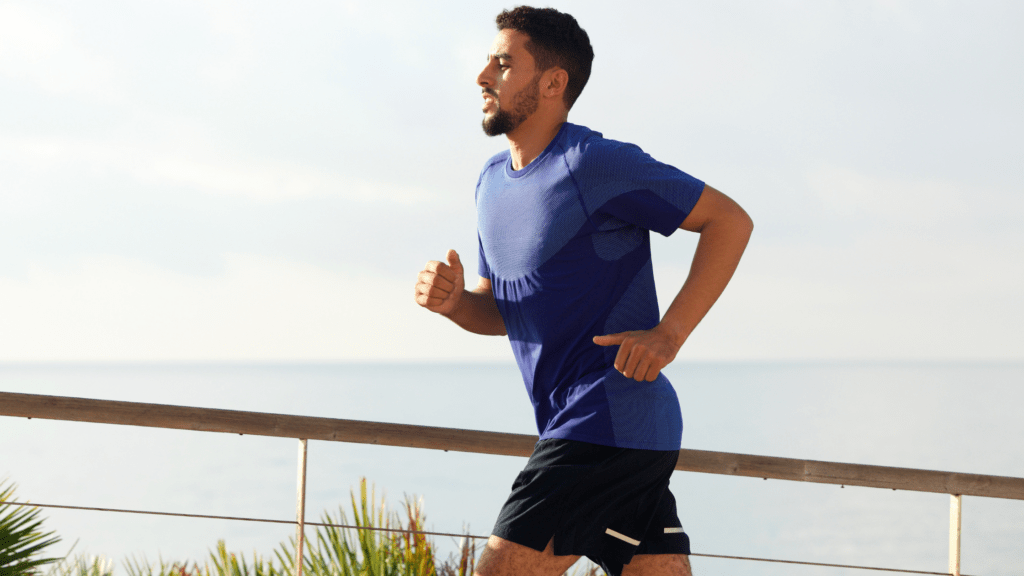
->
xmin=481 ymin=78 xmax=540 ymax=137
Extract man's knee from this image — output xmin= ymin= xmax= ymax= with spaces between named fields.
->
xmin=475 ymin=536 xmax=580 ymax=576
xmin=621 ymin=553 xmax=692 ymax=576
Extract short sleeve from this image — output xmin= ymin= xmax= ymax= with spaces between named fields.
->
xmin=477 ymin=232 xmax=491 ymax=279
xmin=474 ymin=168 xmax=493 ymax=280
xmin=573 ymin=141 xmax=705 ymax=237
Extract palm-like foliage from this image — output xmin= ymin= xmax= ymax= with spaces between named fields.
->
xmin=207 ymin=541 xmax=281 ymax=576
xmin=114 ymin=479 xmax=469 ymax=576
xmin=47 ymin=553 xmax=115 ymax=576
xmin=8 ymin=477 xmax=497 ymax=576
xmin=122 ymin=554 xmax=202 ymax=576
xmin=0 ymin=479 xmax=62 ymax=575
xmin=434 ymin=537 xmax=475 ymax=576
xmin=304 ymin=479 xmax=439 ymax=576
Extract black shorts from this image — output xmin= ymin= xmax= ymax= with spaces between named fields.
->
xmin=491 ymin=438 xmax=690 ymax=576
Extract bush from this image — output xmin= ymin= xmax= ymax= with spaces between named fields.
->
xmin=6 ymin=477 xmax=600 ymax=576
xmin=82 ymin=479 xmax=474 ymax=576
xmin=0 ymin=479 xmax=62 ymax=575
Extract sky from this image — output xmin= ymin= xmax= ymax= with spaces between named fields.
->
xmin=0 ymin=0 xmax=1021 ymax=363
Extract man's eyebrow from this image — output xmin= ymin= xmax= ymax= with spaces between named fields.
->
xmin=489 ymin=52 xmax=513 ymax=61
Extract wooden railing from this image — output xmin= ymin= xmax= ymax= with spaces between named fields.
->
xmin=5 ymin=391 xmax=1022 ymax=575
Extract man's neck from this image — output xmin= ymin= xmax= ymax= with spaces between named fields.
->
xmin=506 ymin=115 xmax=567 ymax=171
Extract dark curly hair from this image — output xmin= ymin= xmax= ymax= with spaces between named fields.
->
xmin=495 ymin=6 xmax=594 ymax=109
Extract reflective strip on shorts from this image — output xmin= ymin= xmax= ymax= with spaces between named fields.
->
xmin=664 ymin=527 xmax=685 ymax=534
xmin=604 ymin=528 xmax=640 ymax=546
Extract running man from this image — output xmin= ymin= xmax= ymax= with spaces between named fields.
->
xmin=414 ymin=7 xmax=752 ymax=576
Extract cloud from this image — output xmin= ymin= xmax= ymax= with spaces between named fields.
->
xmin=197 ymin=0 xmax=257 ymax=88
xmin=0 ymin=131 xmax=436 ymax=204
xmin=0 ymin=2 xmax=122 ymax=100
xmin=650 ymin=163 xmax=1024 ymax=361
xmin=806 ymin=166 xmax=969 ymax=226
xmin=0 ymin=254 xmax=511 ymax=362
xmin=654 ymin=229 xmax=1024 ymax=361
xmin=142 ymin=153 xmax=432 ymax=203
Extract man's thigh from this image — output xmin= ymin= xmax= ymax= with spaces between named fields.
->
xmin=621 ymin=553 xmax=693 ymax=576
xmin=475 ymin=536 xmax=579 ymax=576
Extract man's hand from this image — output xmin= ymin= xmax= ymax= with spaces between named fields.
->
xmin=593 ymin=185 xmax=752 ymax=383
xmin=415 ymin=249 xmax=465 ymax=316
xmin=593 ymin=325 xmax=682 ymax=382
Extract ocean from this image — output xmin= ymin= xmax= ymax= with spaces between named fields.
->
xmin=1 ymin=362 xmax=1022 ymax=575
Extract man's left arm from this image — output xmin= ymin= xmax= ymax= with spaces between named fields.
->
xmin=593 ymin=184 xmax=753 ymax=381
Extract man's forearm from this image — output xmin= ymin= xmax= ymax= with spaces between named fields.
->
xmin=445 ymin=289 xmax=508 ymax=336
xmin=661 ymin=210 xmax=753 ymax=346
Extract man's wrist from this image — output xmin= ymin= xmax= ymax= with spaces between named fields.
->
xmin=440 ymin=291 xmax=464 ymax=320
xmin=657 ymin=319 xmax=689 ymax=349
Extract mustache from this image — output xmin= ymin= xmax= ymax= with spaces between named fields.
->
xmin=482 ymin=88 xmax=498 ymax=98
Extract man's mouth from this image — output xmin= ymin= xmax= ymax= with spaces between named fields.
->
xmin=482 ymin=92 xmax=497 ymax=112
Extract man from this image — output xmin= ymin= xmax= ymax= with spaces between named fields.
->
xmin=414 ymin=7 xmax=752 ymax=576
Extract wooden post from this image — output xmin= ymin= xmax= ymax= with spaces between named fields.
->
xmin=949 ymin=494 xmax=961 ymax=576
xmin=296 ymin=439 xmax=308 ymax=576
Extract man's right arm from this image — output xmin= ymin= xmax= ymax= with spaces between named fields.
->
xmin=414 ymin=249 xmax=507 ymax=336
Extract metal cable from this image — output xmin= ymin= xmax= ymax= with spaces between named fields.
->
xmin=0 ymin=501 xmax=488 ymax=540
xmin=690 ymin=552 xmax=966 ymax=575
xmin=3 ymin=500 xmax=967 ymax=575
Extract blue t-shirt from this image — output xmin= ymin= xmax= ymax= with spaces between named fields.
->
xmin=475 ymin=123 xmax=705 ymax=451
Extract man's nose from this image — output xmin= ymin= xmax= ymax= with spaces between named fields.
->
xmin=477 ymin=62 xmax=493 ymax=88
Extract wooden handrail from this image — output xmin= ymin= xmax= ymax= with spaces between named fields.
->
xmin=3 ymin=391 xmax=1022 ymax=501
xmin=0 ymin=392 xmax=537 ymax=456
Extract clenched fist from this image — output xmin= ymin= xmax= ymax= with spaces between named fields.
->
xmin=414 ymin=249 xmax=465 ymax=316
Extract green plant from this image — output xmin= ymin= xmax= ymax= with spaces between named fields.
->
xmin=123 ymin=554 xmax=202 ymax=576
xmin=7 ymin=477 xmax=488 ymax=576
xmin=304 ymin=479 xmax=440 ymax=576
xmin=207 ymin=541 xmax=280 ymax=576
xmin=114 ymin=479 xmax=468 ymax=576
xmin=0 ymin=479 xmax=62 ymax=575
xmin=435 ymin=536 xmax=475 ymax=576
xmin=46 ymin=552 xmax=115 ymax=576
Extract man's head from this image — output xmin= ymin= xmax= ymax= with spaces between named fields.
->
xmin=495 ymin=7 xmax=593 ymax=110
xmin=477 ymin=6 xmax=593 ymax=137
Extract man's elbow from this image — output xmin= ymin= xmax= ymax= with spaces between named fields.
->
xmin=724 ymin=202 xmax=753 ymax=240
xmin=737 ymin=208 xmax=754 ymax=239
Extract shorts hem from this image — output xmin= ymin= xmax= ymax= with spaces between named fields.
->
xmin=537 ymin=431 xmax=681 ymax=452
xmin=490 ymin=525 xmax=553 ymax=554
xmin=635 ymin=532 xmax=691 ymax=556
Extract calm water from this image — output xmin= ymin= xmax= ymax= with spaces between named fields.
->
xmin=1 ymin=362 xmax=1022 ymax=575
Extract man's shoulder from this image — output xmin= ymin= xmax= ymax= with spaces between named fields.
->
xmin=475 ymin=149 xmax=511 ymax=198
xmin=480 ymin=149 xmax=510 ymax=174
xmin=559 ymin=124 xmax=649 ymax=177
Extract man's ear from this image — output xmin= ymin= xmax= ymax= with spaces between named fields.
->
xmin=543 ymin=68 xmax=569 ymax=100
